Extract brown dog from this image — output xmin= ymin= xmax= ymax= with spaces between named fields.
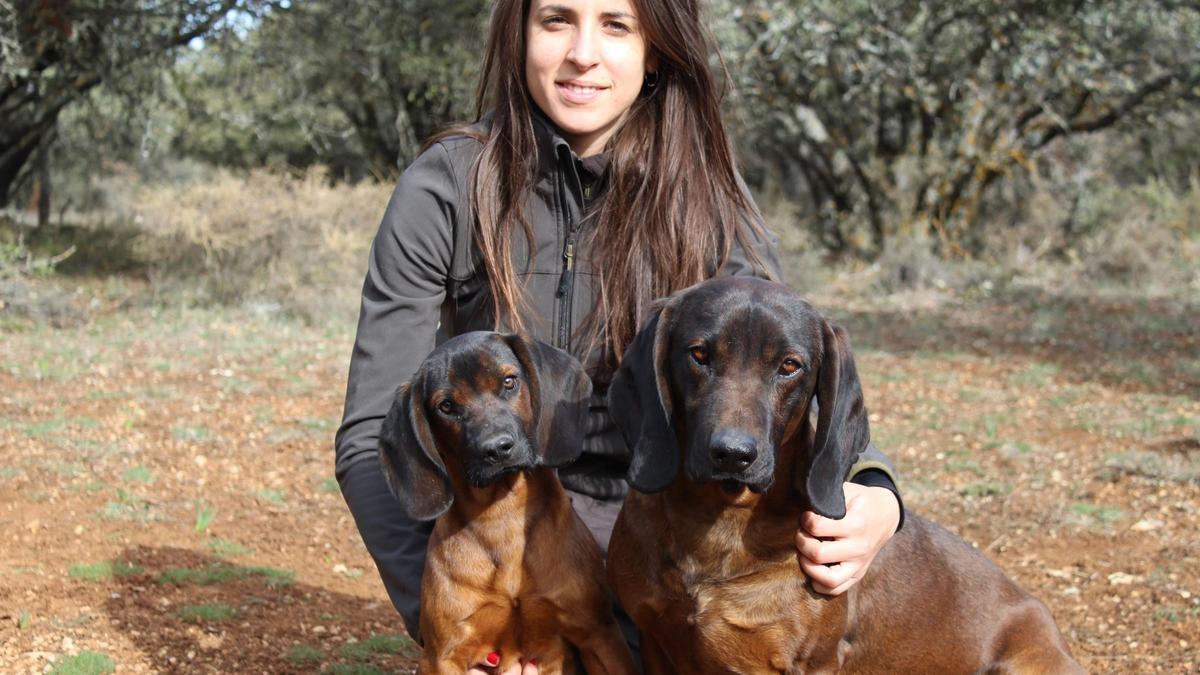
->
xmin=379 ymin=331 xmax=637 ymax=675
xmin=606 ymin=278 xmax=1083 ymax=674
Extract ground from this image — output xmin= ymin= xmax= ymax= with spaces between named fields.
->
xmin=0 ymin=275 xmax=1196 ymax=674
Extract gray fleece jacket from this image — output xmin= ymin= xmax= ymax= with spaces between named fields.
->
xmin=334 ymin=111 xmax=899 ymax=500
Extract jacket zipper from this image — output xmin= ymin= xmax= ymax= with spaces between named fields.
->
xmin=556 ymin=166 xmax=590 ymax=350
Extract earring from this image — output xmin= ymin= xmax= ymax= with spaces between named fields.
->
xmin=644 ymin=71 xmax=659 ymax=89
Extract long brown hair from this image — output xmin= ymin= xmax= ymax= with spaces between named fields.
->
xmin=441 ymin=0 xmax=770 ymax=376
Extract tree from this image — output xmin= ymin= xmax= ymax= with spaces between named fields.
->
xmin=717 ymin=0 xmax=1200 ymax=257
xmin=0 ymin=0 xmax=268 ymax=208
xmin=167 ymin=0 xmax=488 ymax=178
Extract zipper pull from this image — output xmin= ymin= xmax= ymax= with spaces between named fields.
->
xmin=557 ymin=242 xmax=575 ymax=297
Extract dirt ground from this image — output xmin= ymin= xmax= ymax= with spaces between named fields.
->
xmin=0 ymin=275 xmax=1196 ymax=674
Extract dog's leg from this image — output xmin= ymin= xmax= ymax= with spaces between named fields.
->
xmin=637 ymin=632 xmax=676 ymax=675
xmin=572 ymin=626 xmax=639 ymax=675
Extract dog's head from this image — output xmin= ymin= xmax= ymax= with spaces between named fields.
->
xmin=378 ymin=331 xmax=592 ymax=521
xmin=608 ymin=277 xmax=869 ymax=518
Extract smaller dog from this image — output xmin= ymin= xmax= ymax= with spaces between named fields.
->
xmin=379 ymin=331 xmax=637 ymax=675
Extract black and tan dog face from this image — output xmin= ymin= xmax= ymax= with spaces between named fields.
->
xmin=609 ymin=277 xmax=870 ymax=518
xmin=667 ymin=285 xmax=820 ymax=492
xmin=379 ymin=332 xmax=592 ymax=521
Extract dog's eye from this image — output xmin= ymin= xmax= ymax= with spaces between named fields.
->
xmin=502 ymin=375 xmax=518 ymax=390
xmin=437 ymin=400 xmax=455 ymax=415
xmin=689 ymin=345 xmax=709 ymax=365
xmin=779 ymin=358 xmax=804 ymax=376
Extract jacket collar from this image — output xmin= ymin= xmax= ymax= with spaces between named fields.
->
xmin=530 ymin=104 xmax=610 ymax=184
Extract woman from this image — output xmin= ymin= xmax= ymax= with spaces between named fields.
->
xmin=335 ymin=0 xmax=903 ymax=672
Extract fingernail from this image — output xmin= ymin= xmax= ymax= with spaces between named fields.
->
xmin=529 ymin=658 xmax=539 ymax=666
xmin=486 ymin=652 xmax=500 ymax=666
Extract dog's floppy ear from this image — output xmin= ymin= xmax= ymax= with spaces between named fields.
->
xmin=804 ymin=321 xmax=870 ymax=519
xmin=608 ymin=299 xmax=679 ymax=493
xmin=504 ymin=334 xmax=592 ymax=467
xmin=378 ymin=376 xmax=453 ymax=521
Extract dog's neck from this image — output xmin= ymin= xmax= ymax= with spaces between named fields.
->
xmin=442 ymin=466 xmax=567 ymax=538
xmin=654 ymin=421 xmax=815 ymax=579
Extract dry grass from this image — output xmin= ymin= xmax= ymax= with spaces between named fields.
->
xmin=24 ymin=165 xmax=391 ymax=322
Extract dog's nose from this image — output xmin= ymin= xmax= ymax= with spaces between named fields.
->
xmin=710 ymin=431 xmax=758 ymax=473
xmin=480 ymin=434 xmax=516 ymax=462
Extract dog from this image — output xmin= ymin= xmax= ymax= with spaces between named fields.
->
xmin=379 ymin=331 xmax=637 ymax=675
xmin=606 ymin=277 xmax=1083 ymax=674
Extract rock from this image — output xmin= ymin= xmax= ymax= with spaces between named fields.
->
xmin=1107 ymin=572 xmax=1141 ymax=585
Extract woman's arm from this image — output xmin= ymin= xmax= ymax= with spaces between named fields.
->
xmin=335 ymin=141 xmax=466 ymax=638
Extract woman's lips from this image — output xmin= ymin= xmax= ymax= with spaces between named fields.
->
xmin=557 ymin=81 xmax=605 ymax=104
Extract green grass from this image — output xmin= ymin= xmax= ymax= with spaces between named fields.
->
xmin=959 ymin=482 xmax=1009 ymax=497
xmin=317 ymin=477 xmax=340 ymax=494
xmin=121 ymin=466 xmax=154 ymax=483
xmin=946 ymin=459 xmax=985 ymax=476
xmin=323 ymin=665 xmax=386 ymax=675
xmin=99 ymin=489 xmax=164 ymax=522
xmin=1008 ymin=362 xmax=1059 ymax=388
xmin=176 ymin=603 xmax=237 ymax=623
xmin=18 ymin=610 xmax=31 ymax=630
xmin=256 ymin=489 xmax=287 ymax=505
xmin=338 ymin=633 xmax=417 ymax=660
xmin=171 ymin=425 xmax=211 ymax=443
xmin=207 ymin=538 xmax=251 ymax=558
xmin=48 ymin=651 xmax=115 ymax=675
xmin=1069 ymin=502 xmax=1125 ymax=524
xmin=1105 ymin=450 xmax=1200 ymax=483
xmin=158 ymin=562 xmax=294 ymax=588
xmin=194 ymin=500 xmax=218 ymax=532
xmin=68 ymin=560 xmax=143 ymax=582
xmin=286 ymin=644 xmax=327 ymax=665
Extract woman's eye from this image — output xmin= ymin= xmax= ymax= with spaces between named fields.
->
xmin=437 ymin=400 xmax=455 ymax=414
xmin=502 ymin=375 xmax=518 ymax=390
xmin=689 ymin=345 xmax=709 ymax=365
xmin=542 ymin=14 xmax=568 ymax=26
xmin=779 ymin=359 xmax=803 ymax=376
xmin=606 ymin=20 xmax=631 ymax=34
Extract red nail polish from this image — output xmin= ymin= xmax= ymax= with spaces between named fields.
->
xmin=486 ymin=652 xmax=500 ymax=666
xmin=529 ymin=658 xmax=539 ymax=666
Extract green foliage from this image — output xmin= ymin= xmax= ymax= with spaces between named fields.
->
xmin=158 ymin=562 xmax=294 ymax=587
xmin=714 ymin=0 xmax=1200 ymax=257
xmin=48 ymin=651 xmax=115 ymax=675
xmin=207 ymin=538 xmax=251 ymax=557
xmin=176 ymin=603 xmax=237 ymax=623
xmin=194 ymin=500 xmax=218 ymax=532
xmin=0 ymin=0 xmax=273 ymax=207
xmin=168 ymin=0 xmax=488 ymax=176
xmin=286 ymin=644 xmax=327 ymax=665
xmin=68 ymin=560 xmax=143 ymax=582
xmin=338 ymin=634 xmax=418 ymax=660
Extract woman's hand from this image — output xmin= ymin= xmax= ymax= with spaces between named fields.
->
xmin=466 ymin=655 xmax=539 ymax=675
xmin=796 ymin=482 xmax=900 ymax=595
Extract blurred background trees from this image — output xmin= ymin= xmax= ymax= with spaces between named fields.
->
xmin=2 ymin=0 xmax=1198 ymax=267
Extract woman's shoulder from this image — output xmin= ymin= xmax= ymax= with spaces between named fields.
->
xmin=419 ymin=118 xmax=492 ymax=167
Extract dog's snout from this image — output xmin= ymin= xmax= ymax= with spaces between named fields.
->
xmin=710 ymin=431 xmax=758 ymax=473
xmin=480 ymin=434 xmax=516 ymax=462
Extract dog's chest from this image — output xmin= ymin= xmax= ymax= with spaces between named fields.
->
xmin=658 ymin=558 xmax=842 ymax=674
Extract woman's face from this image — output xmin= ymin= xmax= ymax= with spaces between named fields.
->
xmin=525 ymin=0 xmax=654 ymax=157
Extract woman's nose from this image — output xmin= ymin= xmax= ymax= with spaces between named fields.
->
xmin=567 ymin=26 xmax=600 ymax=68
